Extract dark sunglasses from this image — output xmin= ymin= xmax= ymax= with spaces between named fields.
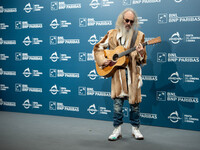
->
xmin=124 ymin=18 xmax=134 ymax=24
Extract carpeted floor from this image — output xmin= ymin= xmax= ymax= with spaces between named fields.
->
xmin=0 ymin=111 xmax=200 ymax=150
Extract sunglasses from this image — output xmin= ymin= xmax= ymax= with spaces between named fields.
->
xmin=124 ymin=18 xmax=134 ymax=24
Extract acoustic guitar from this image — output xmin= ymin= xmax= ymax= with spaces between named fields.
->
xmin=95 ymin=36 xmax=161 ymax=77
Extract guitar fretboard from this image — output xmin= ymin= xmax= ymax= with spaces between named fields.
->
xmin=118 ymin=42 xmax=147 ymax=58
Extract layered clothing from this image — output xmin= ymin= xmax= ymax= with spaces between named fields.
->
xmin=93 ymin=29 xmax=147 ymax=104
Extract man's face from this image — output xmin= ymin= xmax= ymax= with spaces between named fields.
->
xmin=123 ymin=11 xmax=134 ymax=31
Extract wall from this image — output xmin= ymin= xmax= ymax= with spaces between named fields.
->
xmin=0 ymin=0 xmax=200 ymax=131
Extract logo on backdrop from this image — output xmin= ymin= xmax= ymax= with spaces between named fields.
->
xmin=0 ymin=6 xmax=17 ymax=13
xmin=49 ymin=85 xmax=71 ymax=95
xmin=169 ymin=32 xmax=182 ymax=44
xmin=0 ymin=54 xmax=9 ymax=60
xmin=49 ymin=101 xmax=79 ymax=112
xmin=174 ymin=0 xmax=182 ymax=3
xmin=89 ymin=0 xmax=114 ymax=9
xmin=88 ymin=69 xmax=98 ymax=80
xmin=88 ymin=34 xmax=99 ymax=45
xmin=15 ymin=53 xmax=43 ymax=61
xmin=78 ymin=86 xmax=111 ymax=97
xmin=22 ymin=99 xmax=42 ymax=109
xmin=168 ymin=111 xmax=199 ymax=124
xmin=24 ymin=3 xmax=44 ymax=13
xmin=88 ymin=69 xmax=106 ymax=80
xmin=0 ymin=84 xmax=9 ymax=91
xmin=0 ymin=98 xmax=16 ymax=107
xmin=50 ymin=36 xmax=80 ymax=45
xmin=157 ymin=52 xmax=199 ymax=63
xmin=79 ymin=18 xmax=112 ymax=27
xmin=50 ymin=52 xmax=71 ymax=62
xmin=123 ymin=0 xmax=161 ymax=5
xmin=15 ymin=21 xmax=43 ymax=29
xmin=0 ymin=68 xmax=16 ymax=76
xmin=0 ymin=38 xmax=16 ymax=45
xmin=87 ymin=104 xmax=111 ymax=115
xmin=79 ymin=52 xmax=94 ymax=61
xmin=50 ymin=2 xmax=81 ymax=10
xmin=49 ymin=69 xmax=79 ymax=78
xmin=87 ymin=104 xmax=98 ymax=115
xmin=50 ymin=19 xmax=71 ymax=29
xmin=168 ymin=72 xmax=199 ymax=83
xmin=15 ymin=83 xmax=42 ymax=93
xmin=158 ymin=13 xmax=200 ymax=24
xmin=156 ymin=91 xmax=199 ymax=104
xmin=168 ymin=111 xmax=182 ymax=123
xmin=161 ymin=32 xmax=200 ymax=44
xmin=142 ymin=75 xmax=158 ymax=81
xmin=168 ymin=72 xmax=182 ymax=83
xmin=138 ymin=16 xmax=148 ymax=24
xmin=23 ymin=68 xmax=43 ymax=77
xmin=140 ymin=113 xmax=157 ymax=120
xmin=0 ymin=23 xmax=9 ymax=29
xmin=23 ymin=36 xmax=43 ymax=46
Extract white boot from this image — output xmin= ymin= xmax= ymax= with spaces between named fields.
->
xmin=108 ymin=125 xmax=122 ymax=141
xmin=132 ymin=126 xmax=144 ymax=140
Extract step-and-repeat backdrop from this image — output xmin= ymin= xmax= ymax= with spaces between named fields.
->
xmin=0 ymin=0 xmax=200 ymax=131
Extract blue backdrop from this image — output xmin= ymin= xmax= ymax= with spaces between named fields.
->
xmin=0 ymin=0 xmax=200 ymax=131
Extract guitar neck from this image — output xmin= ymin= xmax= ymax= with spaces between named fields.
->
xmin=118 ymin=42 xmax=147 ymax=58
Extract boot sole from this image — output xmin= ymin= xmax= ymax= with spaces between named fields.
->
xmin=132 ymin=134 xmax=144 ymax=140
xmin=108 ymin=135 xmax=122 ymax=141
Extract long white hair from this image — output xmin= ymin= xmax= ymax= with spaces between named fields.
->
xmin=115 ymin=8 xmax=139 ymax=41
xmin=115 ymin=8 xmax=139 ymax=30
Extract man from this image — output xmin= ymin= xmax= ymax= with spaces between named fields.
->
xmin=93 ymin=8 xmax=147 ymax=141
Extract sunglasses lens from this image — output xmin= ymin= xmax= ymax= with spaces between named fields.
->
xmin=125 ymin=19 xmax=134 ymax=24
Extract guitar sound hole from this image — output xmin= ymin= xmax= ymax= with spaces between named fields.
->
xmin=113 ymin=54 xmax=119 ymax=61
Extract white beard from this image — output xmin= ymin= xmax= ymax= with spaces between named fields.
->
xmin=120 ymin=25 xmax=134 ymax=42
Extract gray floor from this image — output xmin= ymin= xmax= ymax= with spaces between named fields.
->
xmin=0 ymin=111 xmax=200 ymax=150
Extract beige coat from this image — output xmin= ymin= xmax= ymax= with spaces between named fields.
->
xmin=93 ymin=29 xmax=147 ymax=104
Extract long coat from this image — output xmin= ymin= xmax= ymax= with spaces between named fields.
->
xmin=93 ymin=29 xmax=147 ymax=104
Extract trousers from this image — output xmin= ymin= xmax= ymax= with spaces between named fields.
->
xmin=113 ymin=98 xmax=140 ymax=127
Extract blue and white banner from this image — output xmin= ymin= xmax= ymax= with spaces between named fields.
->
xmin=0 ymin=0 xmax=199 ymax=131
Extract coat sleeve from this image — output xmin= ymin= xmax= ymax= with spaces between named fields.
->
xmin=136 ymin=33 xmax=147 ymax=65
xmin=93 ymin=31 xmax=110 ymax=67
xmin=130 ymin=31 xmax=147 ymax=65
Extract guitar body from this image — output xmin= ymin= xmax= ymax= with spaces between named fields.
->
xmin=96 ymin=46 xmax=129 ymax=77
xmin=95 ymin=36 xmax=161 ymax=77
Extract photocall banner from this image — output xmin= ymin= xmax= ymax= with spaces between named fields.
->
xmin=0 ymin=0 xmax=199 ymax=131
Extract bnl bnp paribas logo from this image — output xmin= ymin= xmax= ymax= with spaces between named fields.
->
xmin=89 ymin=0 xmax=114 ymax=9
xmin=79 ymin=18 xmax=112 ymax=27
xmin=158 ymin=12 xmax=200 ymax=24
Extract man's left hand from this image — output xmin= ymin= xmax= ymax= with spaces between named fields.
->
xmin=136 ymin=43 xmax=144 ymax=56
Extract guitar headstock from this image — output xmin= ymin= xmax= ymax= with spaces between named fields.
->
xmin=147 ymin=36 xmax=161 ymax=45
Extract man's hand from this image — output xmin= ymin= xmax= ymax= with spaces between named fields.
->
xmin=103 ymin=59 xmax=112 ymax=67
xmin=136 ymin=43 xmax=144 ymax=56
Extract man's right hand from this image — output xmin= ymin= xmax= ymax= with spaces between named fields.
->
xmin=103 ymin=59 xmax=112 ymax=67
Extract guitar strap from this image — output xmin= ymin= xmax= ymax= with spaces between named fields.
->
xmin=130 ymin=30 xmax=138 ymax=48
